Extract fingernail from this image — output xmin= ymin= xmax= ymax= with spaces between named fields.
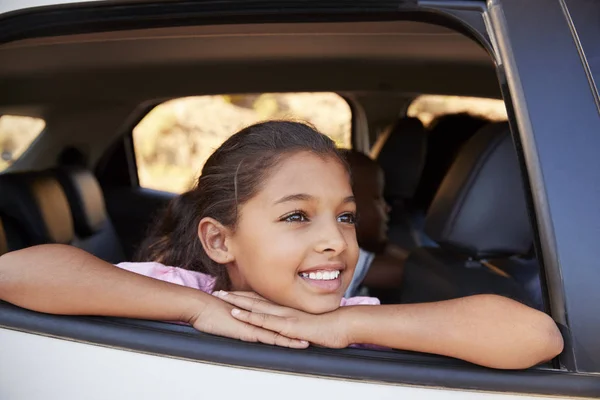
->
xmin=219 ymin=291 xmax=228 ymax=296
xmin=232 ymin=309 xmax=241 ymax=315
xmin=300 ymin=340 xmax=309 ymax=345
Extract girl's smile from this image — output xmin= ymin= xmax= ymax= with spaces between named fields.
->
xmin=298 ymin=262 xmax=345 ymax=292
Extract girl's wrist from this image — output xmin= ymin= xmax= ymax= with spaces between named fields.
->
xmin=337 ymin=306 xmax=369 ymax=345
xmin=178 ymin=288 xmax=213 ymax=325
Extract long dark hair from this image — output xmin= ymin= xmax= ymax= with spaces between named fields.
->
xmin=136 ymin=121 xmax=347 ymax=290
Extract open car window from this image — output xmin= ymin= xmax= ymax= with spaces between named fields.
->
xmin=132 ymin=93 xmax=352 ymax=193
xmin=0 ymin=115 xmax=45 ymax=173
xmin=407 ymin=95 xmax=508 ymax=126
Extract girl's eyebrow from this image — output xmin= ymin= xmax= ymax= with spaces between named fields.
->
xmin=343 ymin=196 xmax=356 ymax=204
xmin=274 ymin=194 xmax=355 ymax=205
xmin=274 ymin=193 xmax=313 ymax=205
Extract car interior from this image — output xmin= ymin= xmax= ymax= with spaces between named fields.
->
xmin=0 ymin=18 xmax=546 ymax=342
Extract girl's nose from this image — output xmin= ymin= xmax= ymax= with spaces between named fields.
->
xmin=315 ymin=219 xmax=348 ymax=255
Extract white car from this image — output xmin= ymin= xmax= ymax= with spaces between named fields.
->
xmin=1 ymin=0 xmax=599 ymax=399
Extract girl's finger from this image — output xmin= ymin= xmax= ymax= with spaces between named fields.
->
xmin=214 ymin=291 xmax=288 ymax=316
xmin=237 ymin=322 xmax=308 ymax=349
xmin=232 ymin=308 xmax=295 ymax=338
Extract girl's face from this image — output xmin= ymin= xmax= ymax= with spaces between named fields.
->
xmin=227 ymin=152 xmax=359 ymax=314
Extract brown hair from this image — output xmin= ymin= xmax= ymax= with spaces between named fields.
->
xmin=136 ymin=121 xmax=348 ymax=290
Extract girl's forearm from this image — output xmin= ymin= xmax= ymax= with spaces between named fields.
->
xmin=343 ymin=295 xmax=563 ymax=369
xmin=0 ymin=244 xmax=208 ymax=323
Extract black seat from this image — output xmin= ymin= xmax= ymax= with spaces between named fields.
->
xmin=0 ymin=169 xmax=125 ymax=263
xmin=0 ymin=216 xmax=7 ymax=256
xmin=397 ymin=122 xmax=538 ymax=307
xmin=374 ymin=117 xmax=427 ymax=250
xmin=0 ymin=214 xmax=27 ymax=255
xmin=55 ymin=167 xmax=125 ymax=263
xmin=0 ymin=171 xmax=75 ymax=247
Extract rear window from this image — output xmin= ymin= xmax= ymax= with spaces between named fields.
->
xmin=0 ymin=115 xmax=45 ymax=172
xmin=133 ymin=93 xmax=352 ymax=193
xmin=408 ymin=95 xmax=507 ymax=126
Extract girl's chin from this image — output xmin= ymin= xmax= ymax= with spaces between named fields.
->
xmin=295 ymin=295 xmax=343 ymax=315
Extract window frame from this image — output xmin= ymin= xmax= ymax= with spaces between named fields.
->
xmin=561 ymin=0 xmax=600 ymax=109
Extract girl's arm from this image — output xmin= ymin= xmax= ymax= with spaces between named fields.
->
xmin=0 ymin=244 xmax=211 ymax=321
xmin=0 ymin=244 xmax=307 ymax=348
xmin=343 ymin=295 xmax=564 ymax=369
xmin=217 ymin=291 xmax=564 ymax=369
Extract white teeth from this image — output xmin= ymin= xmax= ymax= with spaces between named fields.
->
xmin=300 ymin=270 xmax=341 ymax=281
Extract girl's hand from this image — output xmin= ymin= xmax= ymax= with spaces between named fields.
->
xmin=188 ymin=294 xmax=309 ymax=349
xmin=213 ymin=290 xmax=352 ymax=348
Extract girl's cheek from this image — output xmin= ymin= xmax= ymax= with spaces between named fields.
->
xmin=346 ymin=233 xmax=360 ymax=259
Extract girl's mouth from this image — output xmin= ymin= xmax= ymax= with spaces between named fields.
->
xmin=299 ymin=270 xmax=340 ymax=280
xmin=298 ymin=270 xmax=343 ymax=292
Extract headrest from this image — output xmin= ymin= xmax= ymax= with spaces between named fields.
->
xmin=0 ymin=171 xmax=74 ymax=244
xmin=55 ymin=167 xmax=107 ymax=238
xmin=375 ymin=117 xmax=427 ymax=200
xmin=425 ymin=122 xmax=532 ymax=258
xmin=414 ymin=113 xmax=490 ymax=211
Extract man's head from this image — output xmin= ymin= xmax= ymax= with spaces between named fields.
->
xmin=342 ymin=150 xmax=390 ymax=253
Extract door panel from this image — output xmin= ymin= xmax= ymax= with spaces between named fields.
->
xmin=487 ymin=0 xmax=600 ymax=372
xmin=0 ymin=328 xmax=581 ymax=400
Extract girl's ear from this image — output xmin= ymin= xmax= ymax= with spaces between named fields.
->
xmin=198 ymin=217 xmax=235 ymax=264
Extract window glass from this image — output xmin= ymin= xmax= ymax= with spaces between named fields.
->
xmin=0 ymin=115 xmax=46 ymax=172
xmin=407 ymin=95 xmax=507 ymax=127
xmin=133 ymin=93 xmax=352 ymax=193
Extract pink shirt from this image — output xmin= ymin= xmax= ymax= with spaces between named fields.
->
xmin=116 ymin=261 xmax=380 ymax=308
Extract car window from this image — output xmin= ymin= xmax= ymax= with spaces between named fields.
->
xmin=133 ymin=93 xmax=352 ymax=193
xmin=0 ymin=115 xmax=45 ymax=172
xmin=407 ymin=95 xmax=507 ymax=126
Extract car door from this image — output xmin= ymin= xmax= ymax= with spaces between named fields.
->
xmin=487 ymin=0 xmax=600 ymax=374
xmin=1 ymin=1 xmax=599 ymax=399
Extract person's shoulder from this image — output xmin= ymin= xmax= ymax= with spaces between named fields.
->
xmin=115 ymin=261 xmax=215 ymax=292
xmin=340 ymin=296 xmax=380 ymax=306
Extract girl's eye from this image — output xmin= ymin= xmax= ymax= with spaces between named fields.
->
xmin=281 ymin=211 xmax=309 ymax=223
xmin=338 ymin=212 xmax=357 ymax=225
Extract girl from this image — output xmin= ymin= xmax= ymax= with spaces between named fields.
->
xmin=0 ymin=121 xmax=563 ymax=369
